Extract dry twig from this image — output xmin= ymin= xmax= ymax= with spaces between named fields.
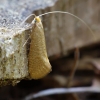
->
xmin=22 ymin=87 xmax=100 ymax=100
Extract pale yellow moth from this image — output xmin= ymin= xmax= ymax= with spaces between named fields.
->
xmin=28 ymin=16 xmax=52 ymax=79
xmin=23 ymin=11 xmax=95 ymax=80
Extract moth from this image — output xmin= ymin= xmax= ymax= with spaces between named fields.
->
xmin=24 ymin=11 xmax=94 ymax=79
xmin=28 ymin=16 xmax=52 ymax=79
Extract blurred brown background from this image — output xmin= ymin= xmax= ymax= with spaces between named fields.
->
xmin=0 ymin=0 xmax=100 ymax=100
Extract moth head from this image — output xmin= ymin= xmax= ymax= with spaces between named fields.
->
xmin=32 ymin=16 xmax=41 ymax=24
xmin=35 ymin=16 xmax=41 ymax=22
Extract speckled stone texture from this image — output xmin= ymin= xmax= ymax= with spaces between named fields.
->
xmin=0 ymin=0 xmax=57 ymax=86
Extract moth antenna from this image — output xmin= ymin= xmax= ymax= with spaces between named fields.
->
xmin=22 ymin=14 xmax=38 ymax=47
xmin=23 ymin=35 xmax=30 ymax=47
xmin=20 ymin=14 xmax=36 ymax=26
xmin=38 ymin=11 xmax=96 ymax=40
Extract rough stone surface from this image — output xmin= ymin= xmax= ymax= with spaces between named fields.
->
xmin=0 ymin=28 xmax=28 ymax=79
xmin=0 ymin=0 xmax=57 ymax=86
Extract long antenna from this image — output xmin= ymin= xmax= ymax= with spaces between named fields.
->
xmin=38 ymin=11 xmax=95 ymax=40
xmin=20 ymin=14 xmax=36 ymax=26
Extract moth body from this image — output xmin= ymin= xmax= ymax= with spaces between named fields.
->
xmin=28 ymin=16 xmax=51 ymax=79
